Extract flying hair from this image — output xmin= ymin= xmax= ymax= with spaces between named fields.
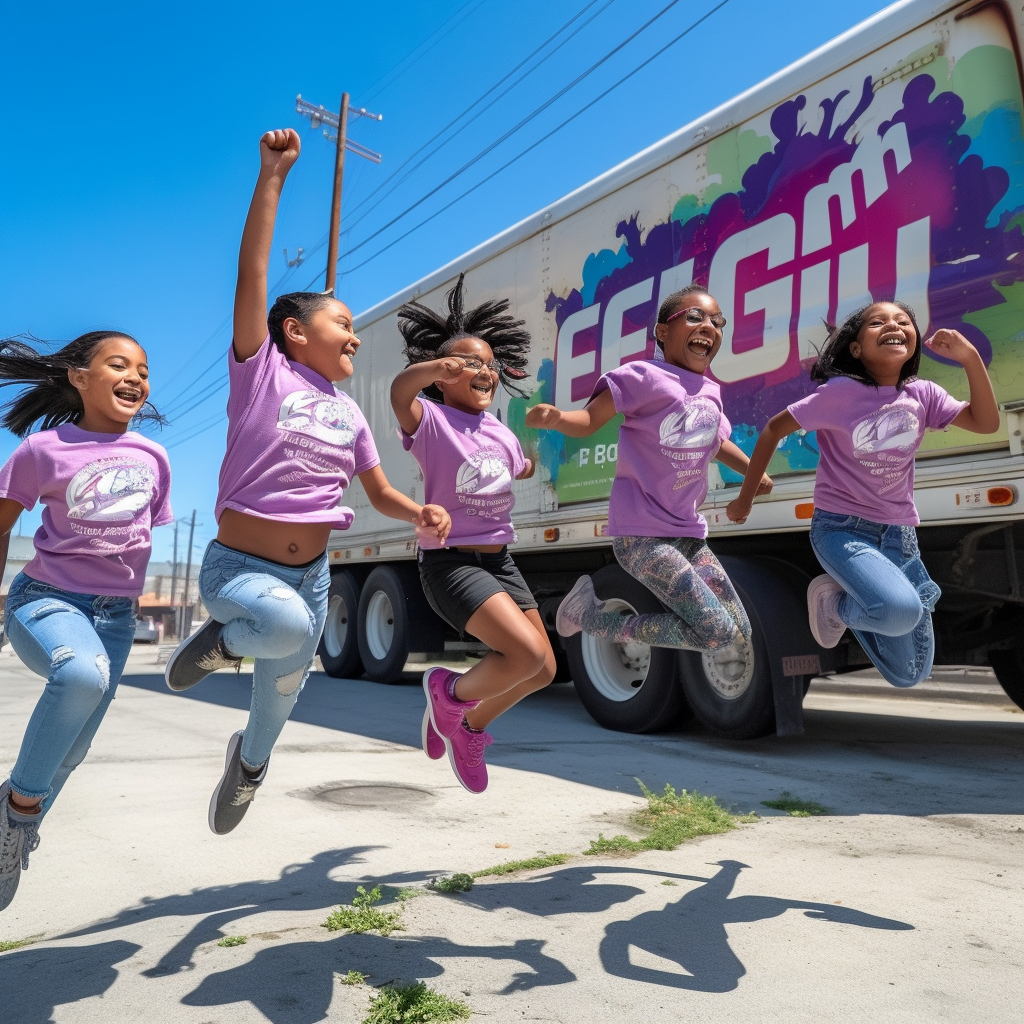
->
xmin=0 ymin=332 xmax=164 ymax=438
xmin=397 ymin=274 xmax=532 ymax=402
xmin=810 ymin=301 xmax=922 ymax=389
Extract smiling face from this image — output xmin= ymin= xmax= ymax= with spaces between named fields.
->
xmin=284 ymin=297 xmax=361 ymax=382
xmin=654 ymin=292 xmax=724 ymax=374
xmin=435 ymin=336 xmax=499 ymax=414
xmin=69 ymin=336 xmax=150 ymax=433
xmin=850 ymin=302 xmax=918 ymax=386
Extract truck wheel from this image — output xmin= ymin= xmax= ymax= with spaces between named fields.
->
xmin=563 ymin=564 xmax=690 ymax=733
xmin=318 ymin=569 xmax=363 ymax=679
xmin=988 ymin=642 xmax=1024 ymax=711
xmin=357 ymin=564 xmax=445 ymax=684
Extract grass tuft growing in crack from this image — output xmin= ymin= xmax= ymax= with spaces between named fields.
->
xmin=217 ymin=935 xmax=247 ymax=947
xmin=323 ymin=885 xmax=404 ymax=936
xmin=0 ymin=937 xmax=39 ymax=953
xmin=762 ymin=792 xmax=830 ymax=817
xmin=428 ymin=873 xmax=474 ymax=894
xmin=471 ymin=854 xmax=571 ymax=878
xmin=585 ymin=781 xmax=736 ymax=854
xmin=364 ymin=982 xmax=470 ymax=1024
xmin=338 ymin=969 xmax=367 ymax=985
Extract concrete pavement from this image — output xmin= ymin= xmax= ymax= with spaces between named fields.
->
xmin=0 ymin=645 xmax=1021 ymax=1023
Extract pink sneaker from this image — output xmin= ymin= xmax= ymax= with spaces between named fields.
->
xmin=807 ymin=574 xmax=847 ymax=648
xmin=421 ymin=707 xmax=445 ymax=760
xmin=422 ymin=667 xmax=479 ymax=739
xmin=446 ymin=722 xmax=493 ymax=794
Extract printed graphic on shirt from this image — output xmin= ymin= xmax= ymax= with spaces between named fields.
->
xmin=659 ymin=399 xmax=722 ymax=451
xmin=454 ymin=446 xmax=514 ymax=519
xmin=850 ymin=404 xmax=922 ymax=493
xmin=277 ymin=390 xmax=356 ymax=448
xmin=66 ymin=457 xmax=156 ymax=523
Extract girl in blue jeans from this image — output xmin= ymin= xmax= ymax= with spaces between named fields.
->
xmin=0 ymin=330 xmax=170 ymax=911
xmin=727 ymin=301 xmax=999 ymax=686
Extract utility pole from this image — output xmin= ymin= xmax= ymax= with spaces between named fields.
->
xmin=295 ymin=94 xmax=382 ymax=296
xmin=180 ymin=510 xmax=198 ymax=639
xmin=170 ymin=520 xmax=180 ymax=608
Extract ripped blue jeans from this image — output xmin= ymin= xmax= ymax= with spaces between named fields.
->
xmin=810 ymin=510 xmax=941 ymax=687
xmin=3 ymin=573 xmax=136 ymax=811
xmin=198 ymin=541 xmax=330 ymax=770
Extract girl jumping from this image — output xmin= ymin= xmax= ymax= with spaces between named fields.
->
xmin=391 ymin=276 xmax=555 ymax=794
xmin=165 ymin=129 xmax=450 ymax=834
xmin=726 ymin=301 xmax=999 ymax=686
xmin=0 ymin=331 xmax=170 ymax=911
xmin=526 ymin=285 xmax=771 ymax=658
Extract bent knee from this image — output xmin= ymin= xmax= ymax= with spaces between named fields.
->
xmin=52 ymin=648 xmax=110 ymax=698
xmin=863 ymin=595 xmax=922 ymax=636
xmin=258 ymin=585 xmax=315 ymax=643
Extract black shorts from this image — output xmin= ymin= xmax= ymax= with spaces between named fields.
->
xmin=418 ymin=546 xmax=538 ymax=634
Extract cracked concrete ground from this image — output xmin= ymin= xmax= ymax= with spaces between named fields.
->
xmin=0 ymin=645 xmax=1021 ymax=1023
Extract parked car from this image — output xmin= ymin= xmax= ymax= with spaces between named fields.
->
xmin=133 ymin=616 xmax=162 ymax=644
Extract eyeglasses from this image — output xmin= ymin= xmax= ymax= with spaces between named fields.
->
xmin=458 ymin=355 xmax=502 ymax=373
xmin=664 ymin=307 xmax=727 ymax=329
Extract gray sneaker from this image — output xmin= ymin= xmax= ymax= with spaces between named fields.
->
xmin=0 ymin=780 xmax=41 ymax=913
xmin=209 ymin=731 xmax=266 ymax=835
xmin=165 ymin=618 xmax=242 ymax=692
xmin=556 ymin=575 xmax=600 ymax=637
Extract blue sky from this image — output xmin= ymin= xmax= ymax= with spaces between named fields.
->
xmin=0 ymin=0 xmax=890 ymax=562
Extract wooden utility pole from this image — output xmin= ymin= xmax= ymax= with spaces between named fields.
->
xmin=325 ymin=93 xmax=350 ymax=297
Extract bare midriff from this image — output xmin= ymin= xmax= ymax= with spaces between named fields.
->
xmin=217 ymin=508 xmax=332 ymax=565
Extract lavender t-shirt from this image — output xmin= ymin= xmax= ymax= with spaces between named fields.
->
xmin=402 ymin=398 xmax=525 ymax=548
xmin=595 ymin=360 xmax=730 ymax=539
xmin=216 ymin=337 xmax=379 ymax=529
xmin=0 ymin=424 xmax=172 ymax=597
xmin=788 ymin=376 xmax=967 ymax=526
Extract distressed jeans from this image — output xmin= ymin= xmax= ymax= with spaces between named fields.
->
xmin=198 ymin=541 xmax=330 ymax=769
xmin=810 ymin=509 xmax=941 ymax=688
xmin=3 ymin=573 xmax=136 ymax=811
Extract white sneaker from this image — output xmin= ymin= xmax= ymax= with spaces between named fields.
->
xmin=807 ymin=575 xmax=847 ymax=649
xmin=556 ymin=576 xmax=599 ymax=637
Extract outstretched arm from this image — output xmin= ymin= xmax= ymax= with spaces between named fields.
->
xmin=726 ymin=411 xmax=799 ymax=524
xmin=927 ymin=330 xmax=1000 ymax=434
xmin=524 ymin=389 xmax=617 ymax=438
xmin=716 ymin=439 xmax=773 ymax=497
xmin=390 ymin=357 xmax=470 ymax=435
xmin=234 ymin=129 xmax=301 ymax=362
xmin=358 ymin=465 xmax=451 ymax=544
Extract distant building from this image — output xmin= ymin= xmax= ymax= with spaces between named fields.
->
xmin=2 ymin=534 xmax=36 ymax=594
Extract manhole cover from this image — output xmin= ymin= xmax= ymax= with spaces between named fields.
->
xmin=315 ymin=783 xmax=434 ymax=808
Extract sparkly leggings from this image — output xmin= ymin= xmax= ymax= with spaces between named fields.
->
xmin=580 ymin=536 xmax=752 ymax=651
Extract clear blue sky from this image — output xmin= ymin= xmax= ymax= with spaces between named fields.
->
xmin=0 ymin=0 xmax=890 ymax=562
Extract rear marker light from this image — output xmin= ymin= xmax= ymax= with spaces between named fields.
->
xmin=987 ymin=486 xmax=1017 ymax=506
xmin=795 ymin=502 xmax=815 ymax=520
xmin=544 ymin=528 xmax=560 ymax=542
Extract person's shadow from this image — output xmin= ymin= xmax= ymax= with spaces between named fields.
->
xmin=600 ymin=859 xmax=913 ymax=991
xmin=0 ymin=939 xmax=140 ymax=1024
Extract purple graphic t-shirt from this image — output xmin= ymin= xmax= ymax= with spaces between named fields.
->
xmin=788 ymin=376 xmax=967 ymax=526
xmin=216 ymin=337 xmax=379 ymax=529
xmin=0 ymin=424 xmax=172 ymax=597
xmin=402 ymin=398 xmax=525 ymax=549
xmin=595 ymin=360 xmax=730 ymax=539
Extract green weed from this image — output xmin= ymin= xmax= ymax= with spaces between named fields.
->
xmin=471 ymin=853 xmax=571 ymax=878
xmin=323 ymin=885 xmax=404 ymax=936
xmin=584 ymin=781 xmax=736 ymax=854
xmin=338 ymin=969 xmax=367 ymax=985
xmin=217 ymin=935 xmax=247 ymax=947
xmin=364 ymin=981 xmax=470 ymax=1024
xmin=660 ymin=879 xmax=678 ymax=886
xmin=428 ymin=873 xmax=474 ymax=893
xmin=0 ymin=936 xmax=38 ymax=953
xmin=762 ymin=792 xmax=830 ymax=817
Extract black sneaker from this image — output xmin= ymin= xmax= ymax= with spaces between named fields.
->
xmin=208 ymin=731 xmax=266 ymax=835
xmin=165 ymin=618 xmax=242 ymax=692
xmin=0 ymin=780 xmax=41 ymax=913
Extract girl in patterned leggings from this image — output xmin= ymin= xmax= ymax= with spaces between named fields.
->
xmin=526 ymin=284 xmax=771 ymax=653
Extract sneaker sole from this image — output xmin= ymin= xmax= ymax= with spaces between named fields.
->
xmin=555 ymin=576 xmax=593 ymax=637
xmin=208 ymin=730 xmax=244 ymax=835
xmin=421 ymin=708 xmax=445 ymax=760
xmin=807 ymin=576 xmax=846 ymax=649
xmin=165 ymin=628 xmax=210 ymax=692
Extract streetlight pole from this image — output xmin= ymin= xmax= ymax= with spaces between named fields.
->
xmin=295 ymin=94 xmax=381 ymax=296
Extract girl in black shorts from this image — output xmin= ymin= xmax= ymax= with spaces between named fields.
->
xmin=391 ymin=276 xmax=555 ymax=793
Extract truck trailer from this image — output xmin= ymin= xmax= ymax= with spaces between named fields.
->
xmin=317 ymin=0 xmax=1024 ymax=740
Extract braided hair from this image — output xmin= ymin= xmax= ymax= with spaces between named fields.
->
xmin=397 ymin=274 xmax=531 ymax=403
xmin=0 ymin=332 xmax=164 ymax=437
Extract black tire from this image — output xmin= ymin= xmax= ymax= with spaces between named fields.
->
xmin=563 ymin=563 xmax=691 ymax=733
xmin=988 ymin=643 xmax=1024 ymax=711
xmin=357 ymin=564 xmax=445 ymax=684
xmin=318 ymin=569 xmax=363 ymax=679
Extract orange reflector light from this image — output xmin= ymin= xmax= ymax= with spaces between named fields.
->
xmin=795 ymin=502 xmax=815 ymax=520
xmin=544 ymin=528 xmax=560 ymax=542
xmin=363 ymin=547 xmax=374 ymax=557
xmin=987 ymin=486 xmax=1017 ymax=506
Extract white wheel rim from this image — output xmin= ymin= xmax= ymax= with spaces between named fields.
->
xmin=580 ymin=598 xmax=652 ymax=702
xmin=700 ymin=639 xmax=754 ymax=700
xmin=323 ymin=594 xmax=349 ymax=659
xmin=365 ymin=590 xmax=395 ymax=662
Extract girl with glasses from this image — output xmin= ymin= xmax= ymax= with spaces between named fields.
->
xmin=526 ymin=284 xmax=770 ymax=660
xmin=391 ymin=275 xmax=554 ymax=794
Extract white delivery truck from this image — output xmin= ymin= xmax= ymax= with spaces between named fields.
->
xmin=318 ymin=0 xmax=1024 ymax=738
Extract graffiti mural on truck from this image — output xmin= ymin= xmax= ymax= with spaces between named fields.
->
xmin=510 ymin=43 xmax=1024 ymax=503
